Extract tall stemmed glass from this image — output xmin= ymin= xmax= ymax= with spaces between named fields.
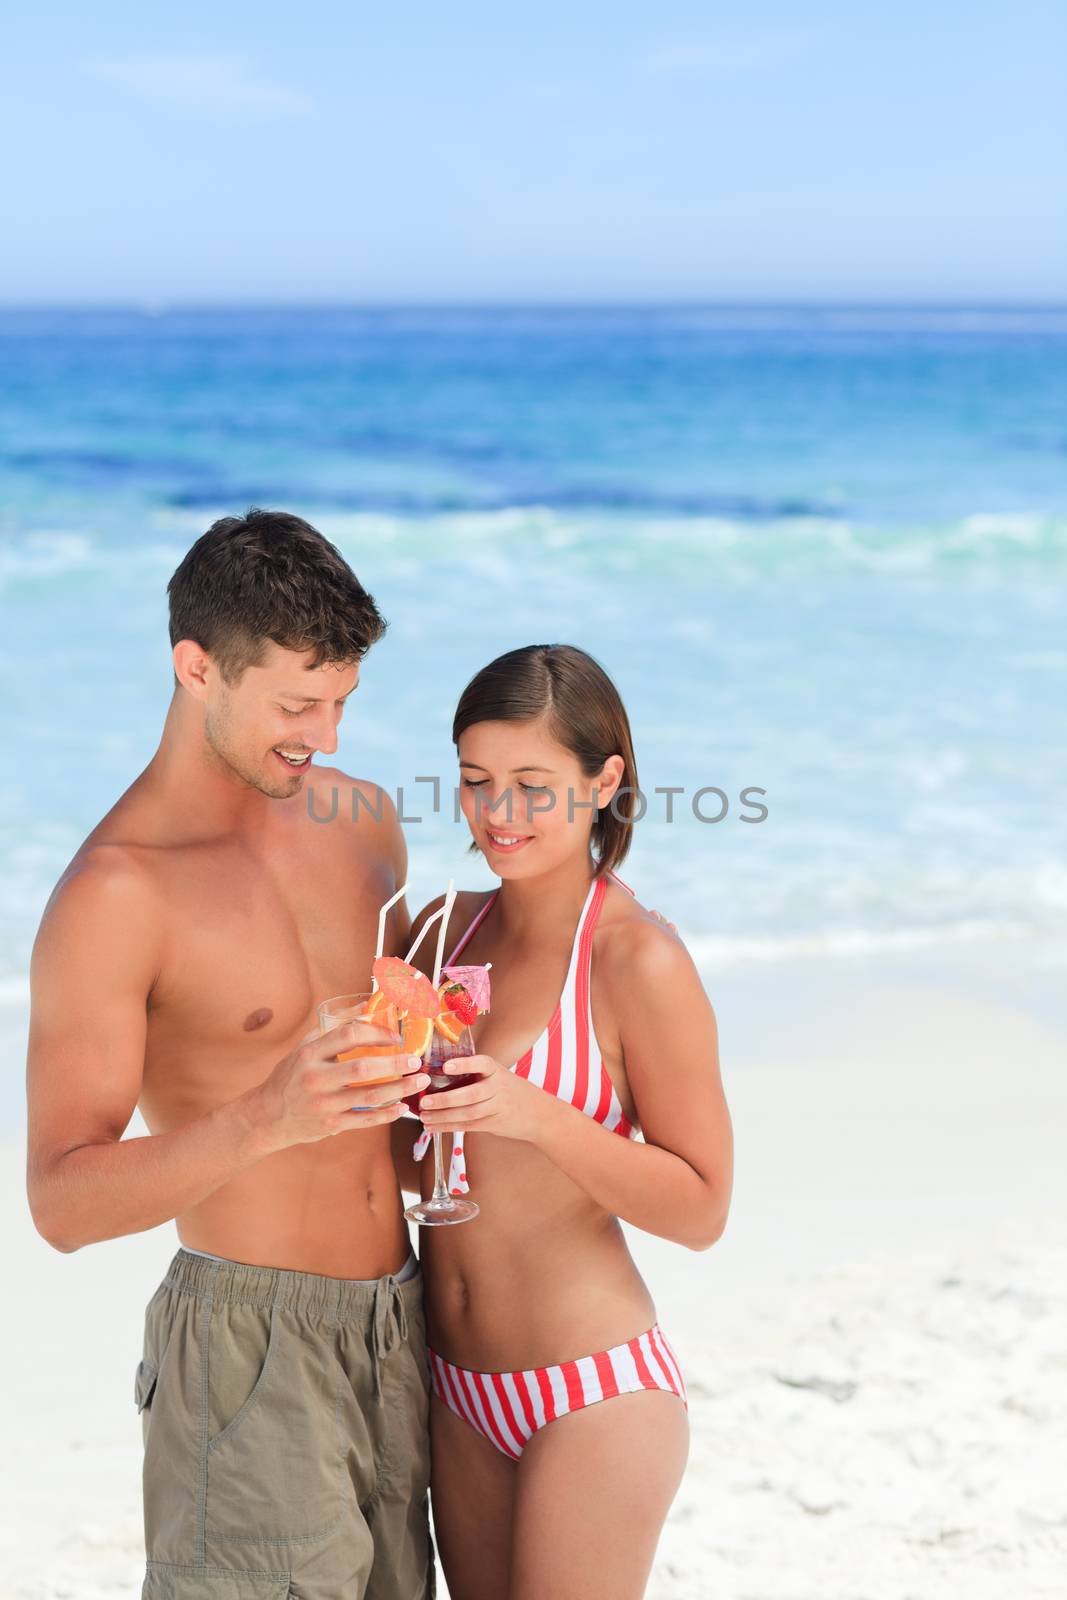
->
xmin=404 ymin=1023 xmax=480 ymax=1226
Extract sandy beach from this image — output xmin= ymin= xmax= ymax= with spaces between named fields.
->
xmin=4 ymin=938 xmax=1066 ymax=1598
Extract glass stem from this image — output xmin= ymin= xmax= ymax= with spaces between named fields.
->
xmin=431 ymin=1131 xmax=450 ymax=1200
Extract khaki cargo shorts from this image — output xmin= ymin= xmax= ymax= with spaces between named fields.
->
xmin=135 ymin=1247 xmax=434 ymax=1600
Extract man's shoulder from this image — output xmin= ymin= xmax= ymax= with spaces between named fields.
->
xmin=306 ymin=766 xmax=406 ymax=881
xmin=58 ymin=838 xmax=158 ymax=896
xmin=35 ymin=841 xmax=163 ymax=956
xmin=307 ymin=765 xmax=397 ymax=823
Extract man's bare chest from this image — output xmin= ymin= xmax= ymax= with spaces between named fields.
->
xmin=146 ymin=833 xmax=398 ymax=1054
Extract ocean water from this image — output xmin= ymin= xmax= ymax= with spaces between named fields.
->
xmin=2 ymin=306 xmax=1065 ymax=1011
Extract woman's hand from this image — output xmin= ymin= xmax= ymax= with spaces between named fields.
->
xmin=417 ymin=1055 xmax=549 ymax=1143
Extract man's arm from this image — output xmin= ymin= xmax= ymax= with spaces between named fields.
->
xmin=26 ymin=849 xmax=420 ymax=1253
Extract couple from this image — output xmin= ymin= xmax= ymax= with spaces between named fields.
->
xmin=26 ymin=509 xmax=733 ymax=1600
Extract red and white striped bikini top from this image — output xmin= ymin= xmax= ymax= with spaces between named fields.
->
xmin=445 ymin=869 xmax=638 ymax=1138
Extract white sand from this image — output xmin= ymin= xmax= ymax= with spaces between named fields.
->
xmin=3 ymin=940 xmax=1066 ymax=1597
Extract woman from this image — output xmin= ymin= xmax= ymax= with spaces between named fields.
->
xmin=393 ymin=643 xmax=733 ymax=1600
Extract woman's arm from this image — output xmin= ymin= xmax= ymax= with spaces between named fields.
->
xmin=533 ymin=921 xmax=731 ymax=1248
xmin=419 ymin=920 xmax=733 ymax=1250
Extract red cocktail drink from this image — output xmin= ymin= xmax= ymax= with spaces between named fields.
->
xmin=404 ymin=1069 xmax=480 ymax=1114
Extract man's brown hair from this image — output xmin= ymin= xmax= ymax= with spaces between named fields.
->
xmin=167 ymin=508 xmax=387 ymax=684
xmin=452 ymin=644 xmax=639 ymax=878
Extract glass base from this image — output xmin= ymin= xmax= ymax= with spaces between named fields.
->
xmin=404 ymin=1195 xmax=480 ymax=1226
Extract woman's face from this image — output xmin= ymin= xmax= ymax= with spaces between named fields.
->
xmin=457 ymin=716 xmax=623 ymax=880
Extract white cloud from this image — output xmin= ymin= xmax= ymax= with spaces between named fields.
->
xmin=82 ymin=54 xmax=314 ymax=119
xmin=643 ymin=30 xmax=805 ymax=74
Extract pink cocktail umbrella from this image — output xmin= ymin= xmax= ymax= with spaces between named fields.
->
xmin=441 ymin=964 xmax=492 ymax=1013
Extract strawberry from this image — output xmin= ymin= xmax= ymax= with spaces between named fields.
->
xmin=442 ymin=983 xmax=478 ymax=1024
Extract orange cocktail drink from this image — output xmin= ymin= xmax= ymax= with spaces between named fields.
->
xmin=317 ymin=990 xmax=432 ymax=1087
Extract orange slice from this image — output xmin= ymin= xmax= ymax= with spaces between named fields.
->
xmin=402 ymin=1014 xmax=434 ymax=1056
xmin=361 ymin=990 xmax=400 ymax=1032
xmin=433 ymin=1009 xmax=464 ymax=1044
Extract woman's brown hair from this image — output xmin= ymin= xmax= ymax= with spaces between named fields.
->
xmin=452 ymin=644 xmax=639 ymax=878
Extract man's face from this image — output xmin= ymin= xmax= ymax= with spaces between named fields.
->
xmin=203 ymin=642 xmax=360 ymax=798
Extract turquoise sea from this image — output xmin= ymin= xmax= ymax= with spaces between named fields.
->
xmin=2 ymin=305 xmax=1065 ymax=1020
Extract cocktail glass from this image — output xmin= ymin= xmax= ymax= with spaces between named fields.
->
xmin=403 ymin=1022 xmax=480 ymax=1226
xmin=317 ymin=991 xmax=416 ymax=1110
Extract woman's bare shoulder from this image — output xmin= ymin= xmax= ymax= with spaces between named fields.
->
xmin=595 ymin=877 xmax=696 ymax=989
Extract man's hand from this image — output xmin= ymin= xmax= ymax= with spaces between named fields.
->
xmin=249 ymin=1024 xmax=430 ymax=1154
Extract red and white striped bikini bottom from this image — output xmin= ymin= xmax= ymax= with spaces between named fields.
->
xmin=429 ymin=1324 xmax=688 ymax=1461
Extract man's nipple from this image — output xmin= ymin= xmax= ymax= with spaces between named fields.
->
xmin=243 ymin=1007 xmax=274 ymax=1032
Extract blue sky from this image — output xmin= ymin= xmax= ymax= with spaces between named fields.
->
xmin=2 ymin=1 xmax=1064 ymax=302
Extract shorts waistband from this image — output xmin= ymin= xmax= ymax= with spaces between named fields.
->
xmin=164 ymin=1247 xmax=421 ymax=1322
xmin=178 ymin=1242 xmax=419 ymax=1287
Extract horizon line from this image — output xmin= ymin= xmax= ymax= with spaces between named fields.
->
xmin=1 ymin=297 xmax=1066 ymax=313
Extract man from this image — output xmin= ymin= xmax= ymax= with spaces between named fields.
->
xmin=26 ymin=509 xmax=435 ymax=1599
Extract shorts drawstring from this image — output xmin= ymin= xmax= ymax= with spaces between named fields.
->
xmin=370 ymin=1270 xmax=409 ymax=1405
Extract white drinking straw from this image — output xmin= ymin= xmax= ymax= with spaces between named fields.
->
xmin=403 ymin=880 xmax=457 ymax=973
xmin=372 ymin=883 xmax=409 ymax=990
xmin=431 ymin=880 xmax=457 ymax=988
xmin=403 ymin=900 xmax=443 ymax=964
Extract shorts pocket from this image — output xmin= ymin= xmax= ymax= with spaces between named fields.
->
xmin=205 ymin=1306 xmax=342 ymax=1545
xmin=207 ymin=1303 xmax=277 ymax=1448
xmin=134 ymin=1359 xmax=159 ymax=1414
xmin=139 ymin=1280 xmax=180 ymax=1407
xmin=143 ymin=1562 xmax=291 ymax=1596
